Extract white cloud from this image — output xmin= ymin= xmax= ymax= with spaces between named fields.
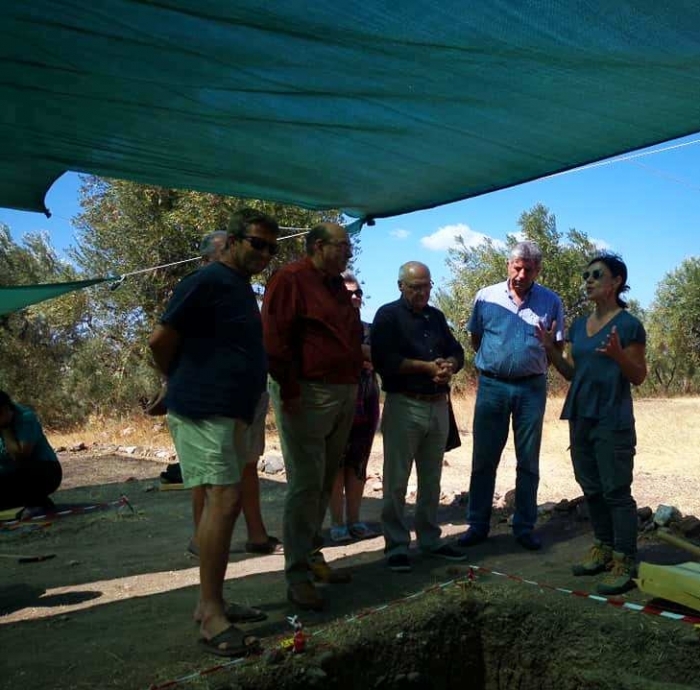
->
xmin=590 ymin=237 xmax=612 ymax=251
xmin=420 ymin=223 xmax=502 ymax=251
xmin=390 ymin=228 xmax=410 ymax=239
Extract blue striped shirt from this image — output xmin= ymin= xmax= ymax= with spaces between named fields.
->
xmin=468 ymin=280 xmax=565 ymax=377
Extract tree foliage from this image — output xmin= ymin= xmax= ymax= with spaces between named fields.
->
xmin=0 ymin=224 xmax=90 ymax=425
xmin=67 ymin=177 xmax=343 ymax=413
xmin=1 ymin=179 xmax=342 ymax=425
xmin=6 ymin=191 xmax=700 ymax=427
xmin=643 ymin=258 xmax=700 ymax=394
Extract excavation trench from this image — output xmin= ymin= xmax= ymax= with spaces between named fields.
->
xmin=226 ymin=587 xmax=700 ymax=690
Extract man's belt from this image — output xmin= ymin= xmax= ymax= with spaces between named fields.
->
xmin=478 ymin=370 xmax=544 ymax=383
xmin=400 ymin=391 xmax=447 ymax=403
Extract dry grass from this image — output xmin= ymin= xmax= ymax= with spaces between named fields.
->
xmin=48 ymin=394 xmax=700 ymax=465
xmin=448 ymin=394 xmax=700 ymax=515
xmin=450 ymin=394 xmax=700 ymax=465
xmin=45 ymin=394 xmax=700 ymax=515
xmin=47 ymin=414 xmax=173 ymax=449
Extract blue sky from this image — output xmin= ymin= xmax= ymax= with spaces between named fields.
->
xmin=1 ymin=133 xmax=699 ymax=322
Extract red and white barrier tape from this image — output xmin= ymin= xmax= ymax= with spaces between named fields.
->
xmin=469 ymin=564 xmax=700 ymax=625
xmin=0 ymin=495 xmax=133 ymax=527
xmin=147 ymin=564 xmax=700 ymax=690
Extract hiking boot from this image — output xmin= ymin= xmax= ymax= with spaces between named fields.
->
xmin=309 ymin=558 xmax=352 ymax=584
xmin=571 ymin=540 xmax=614 ymax=576
xmin=287 ymin=581 xmax=324 ymax=611
xmin=596 ymin=552 xmax=637 ymax=595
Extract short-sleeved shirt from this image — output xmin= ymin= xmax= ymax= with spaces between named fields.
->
xmin=0 ymin=404 xmax=58 ymax=466
xmin=371 ymin=298 xmax=465 ymax=395
xmin=161 ymin=261 xmax=267 ymax=424
xmin=468 ymin=280 xmax=565 ymax=377
xmin=560 ymin=310 xmax=646 ymax=429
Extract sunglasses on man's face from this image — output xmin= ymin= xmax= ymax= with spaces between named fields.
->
xmin=242 ymin=235 xmax=279 ymax=256
xmin=582 ymin=268 xmax=605 ymax=281
xmin=348 ymin=288 xmax=363 ymax=297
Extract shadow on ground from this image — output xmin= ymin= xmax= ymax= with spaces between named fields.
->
xmin=1 ymin=453 xmax=698 ymax=690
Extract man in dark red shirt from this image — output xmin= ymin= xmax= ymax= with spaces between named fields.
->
xmin=262 ymin=222 xmax=363 ymax=610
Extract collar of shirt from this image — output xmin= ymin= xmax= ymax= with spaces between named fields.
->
xmin=506 ymin=279 xmax=535 ymax=306
xmin=399 ymin=295 xmax=430 ymax=317
xmin=302 ymin=256 xmax=344 ymax=291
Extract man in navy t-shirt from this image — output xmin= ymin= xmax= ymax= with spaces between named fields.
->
xmin=149 ymin=208 xmax=279 ymax=658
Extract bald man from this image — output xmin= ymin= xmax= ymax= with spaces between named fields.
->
xmin=262 ymin=222 xmax=364 ymax=610
xmin=371 ymin=262 xmax=466 ymax=573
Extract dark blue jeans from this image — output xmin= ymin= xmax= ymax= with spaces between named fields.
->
xmin=467 ymin=374 xmax=547 ymax=537
xmin=569 ymin=418 xmax=637 ymax=557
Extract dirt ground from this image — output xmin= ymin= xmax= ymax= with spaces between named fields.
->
xmin=1 ymin=397 xmax=700 ymax=690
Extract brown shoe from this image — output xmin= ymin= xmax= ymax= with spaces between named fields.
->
xmin=309 ymin=559 xmax=352 ymax=584
xmin=287 ymin=581 xmax=324 ymax=611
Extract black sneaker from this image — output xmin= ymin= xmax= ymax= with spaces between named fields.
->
xmin=515 ymin=532 xmax=542 ymax=551
xmin=387 ymin=554 xmax=412 ymax=572
xmin=456 ymin=530 xmax=487 ymax=547
xmin=429 ymin=543 xmax=469 ymax=561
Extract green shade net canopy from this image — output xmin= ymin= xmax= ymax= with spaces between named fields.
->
xmin=0 ymin=278 xmax=117 ymax=317
xmin=1 ymin=1 xmax=700 ymax=223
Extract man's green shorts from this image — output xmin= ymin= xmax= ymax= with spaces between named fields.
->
xmin=167 ymin=392 xmax=268 ymax=488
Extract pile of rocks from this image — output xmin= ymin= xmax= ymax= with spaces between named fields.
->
xmin=649 ymin=503 xmax=700 ymax=540
xmin=534 ymin=494 xmax=700 ymax=542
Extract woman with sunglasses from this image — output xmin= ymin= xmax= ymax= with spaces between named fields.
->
xmin=328 ymin=272 xmax=381 ymax=542
xmin=537 ymin=253 xmax=647 ymax=595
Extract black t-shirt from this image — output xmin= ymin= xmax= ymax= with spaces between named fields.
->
xmin=161 ymin=261 xmax=266 ymax=423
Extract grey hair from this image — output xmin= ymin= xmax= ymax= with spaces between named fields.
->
xmin=398 ymin=261 xmax=430 ymax=282
xmin=199 ymin=230 xmax=228 ymax=259
xmin=342 ymin=270 xmax=358 ymax=284
xmin=509 ymin=241 xmax=542 ymax=266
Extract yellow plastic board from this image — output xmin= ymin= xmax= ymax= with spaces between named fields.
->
xmin=636 ymin=561 xmax=700 ymax=613
xmin=0 ymin=507 xmax=22 ymax=521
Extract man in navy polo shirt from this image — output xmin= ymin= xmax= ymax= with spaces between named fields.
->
xmin=371 ymin=261 xmax=466 ymax=573
xmin=149 ymin=208 xmax=279 ymax=657
xmin=458 ymin=241 xmax=565 ymax=551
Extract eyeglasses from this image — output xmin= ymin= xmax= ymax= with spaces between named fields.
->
xmin=324 ymin=240 xmax=351 ymax=250
xmin=242 ymin=235 xmax=279 ymax=256
xmin=582 ymin=268 xmax=604 ymax=281
xmin=347 ymin=288 xmax=363 ymax=297
xmin=403 ymin=281 xmax=433 ymax=291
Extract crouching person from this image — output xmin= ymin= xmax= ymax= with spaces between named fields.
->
xmin=0 ymin=390 xmax=62 ymax=520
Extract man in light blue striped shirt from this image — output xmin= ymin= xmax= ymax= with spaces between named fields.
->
xmin=458 ymin=241 xmax=565 ymax=551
